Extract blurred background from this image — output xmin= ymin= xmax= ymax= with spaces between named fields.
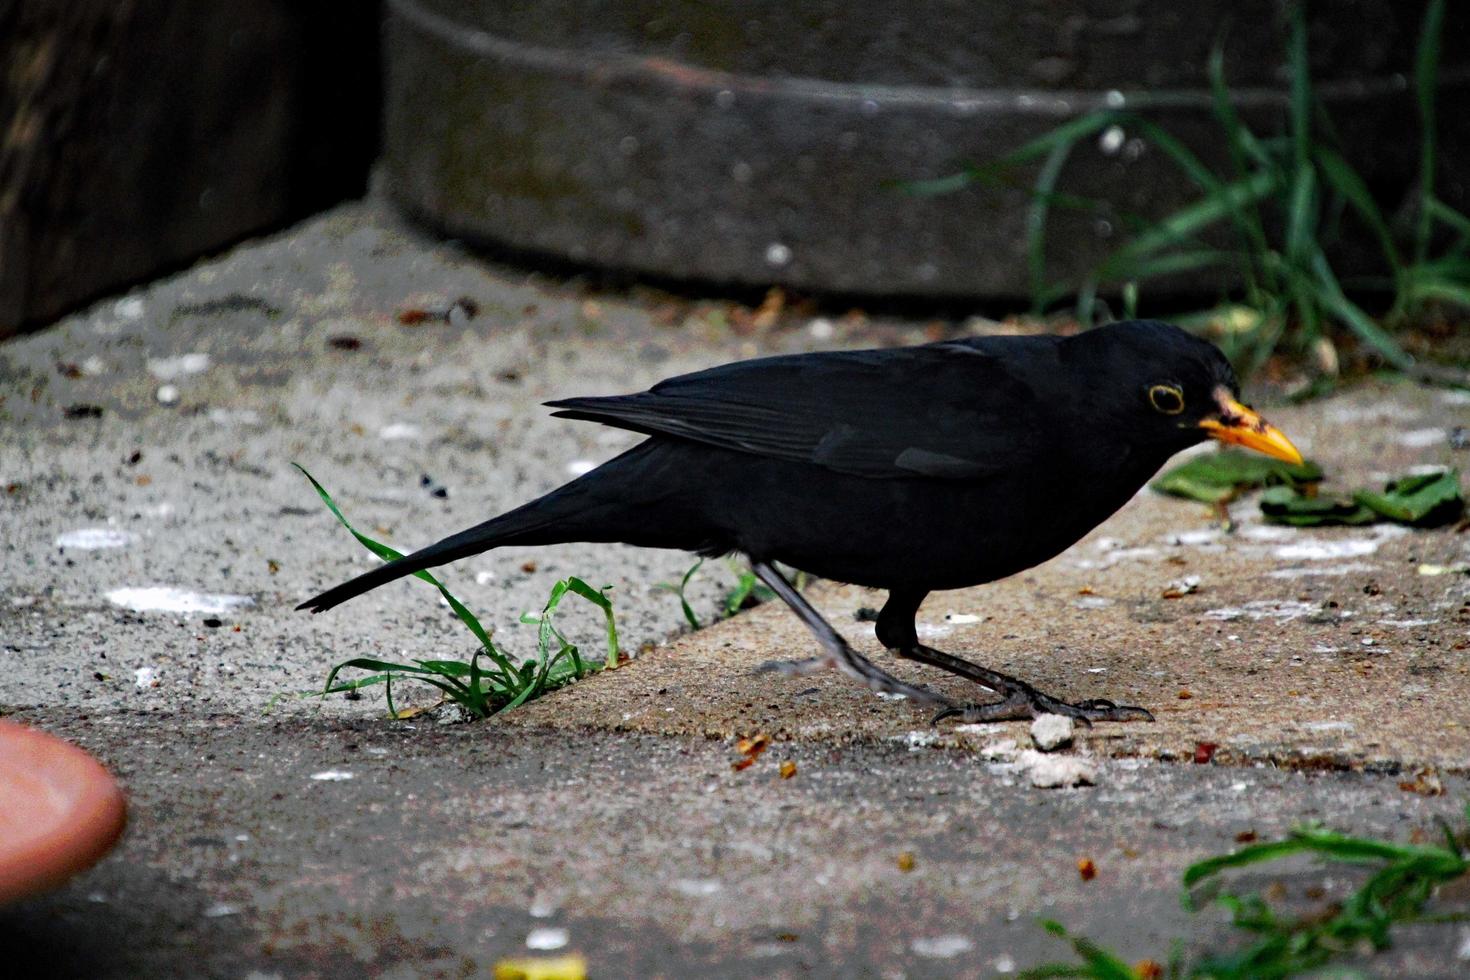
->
xmin=5 ymin=0 xmax=1468 ymax=373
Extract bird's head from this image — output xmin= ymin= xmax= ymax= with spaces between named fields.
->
xmin=1071 ymin=320 xmax=1303 ymax=465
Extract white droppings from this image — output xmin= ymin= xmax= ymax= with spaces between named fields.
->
xmin=1239 ymin=524 xmax=1295 ymax=541
xmin=144 ymin=502 xmax=175 ymax=518
xmin=1267 ymin=562 xmax=1377 ymax=579
xmin=1074 ymin=596 xmax=1113 ymax=609
xmin=133 ymin=666 xmax=158 ymax=688
xmin=114 ymin=297 xmax=145 ymax=320
xmin=976 ymin=739 xmax=1019 ymax=760
xmin=1406 ymin=463 xmax=1450 ymax=476
xmin=146 ymin=352 xmax=210 ymax=380
xmin=565 ymin=459 xmax=596 ymax=477
xmin=1074 ymin=546 xmax=1161 ymax=569
xmin=764 ymin=242 xmax=793 ymax=268
xmin=207 ymin=408 xmax=262 ymax=427
xmin=1397 ymin=427 xmax=1446 ymax=449
xmin=943 ymin=612 xmax=982 ymax=625
xmin=899 ymin=730 xmax=940 ymax=751
xmin=807 ymin=317 xmax=835 ymax=340
xmin=1203 ymin=600 xmax=1318 ymax=622
xmin=528 ymin=897 xmax=558 ymax=918
xmin=1164 ymin=575 xmax=1201 ymax=596
xmin=378 ymin=423 xmax=421 ymax=441
xmin=1273 ymin=539 xmax=1381 ymax=561
xmin=911 ymin=935 xmax=974 ymax=958
xmin=80 ymin=355 xmax=107 ymax=376
xmin=672 ymin=878 xmax=722 ymax=896
xmin=525 ymin=927 xmax=569 ymax=951
xmin=1325 ymin=402 xmax=1420 ymax=424
xmin=994 ymin=954 xmax=1017 ymax=973
xmin=106 ymin=586 xmax=254 ymax=615
xmin=201 ymin=903 xmax=241 ymax=918
xmin=155 ymin=384 xmax=181 ymax=406
xmin=916 ymin=623 xmax=954 ymax=640
xmin=56 ymin=528 xmax=136 ymax=550
xmin=309 ymin=770 xmax=354 ymax=782
xmin=1304 ymin=721 xmax=1354 ymax=733
xmin=475 ymin=570 xmax=495 ymax=585
xmin=1098 ymin=124 xmax=1126 ymax=154
xmin=1167 ymin=528 xmax=1223 ymax=546
xmin=1377 ymin=618 xmax=1437 ymax=628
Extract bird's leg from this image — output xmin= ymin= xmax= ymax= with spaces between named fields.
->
xmin=750 ymin=562 xmax=951 ymax=707
xmin=874 ymin=591 xmax=1153 ymax=725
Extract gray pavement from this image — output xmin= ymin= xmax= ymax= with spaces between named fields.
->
xmin=3 ymin=198 xmax=1470 ymax=978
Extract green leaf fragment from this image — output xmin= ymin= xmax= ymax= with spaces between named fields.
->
xmin=1353 ymin=469 xmax=1464 ymax=526
xmin=1259 ymin=486 xmax=1377 ymax=526
xmin=1151 ymin=449 xmax=1323 ymax=504
xmin=1260 ymin=469 xmax=1464 ymax=527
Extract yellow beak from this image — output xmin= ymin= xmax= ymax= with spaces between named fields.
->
xmin=1197 ymin=395 xmax=1304 ymax=465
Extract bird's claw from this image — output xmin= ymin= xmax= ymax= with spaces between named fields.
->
xmin=929 ymin=690 xmax=1154 ymax=727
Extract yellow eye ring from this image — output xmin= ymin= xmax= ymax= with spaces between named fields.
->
xmin=1148 ymin=384 xmax=1185 ymax=415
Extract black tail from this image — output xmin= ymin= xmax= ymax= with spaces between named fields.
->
xmin=296 ymin=496 xmax=572 ymax=614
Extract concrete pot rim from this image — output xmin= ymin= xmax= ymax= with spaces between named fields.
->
xmin=390 ymin=0 xmax=1463 ymax=115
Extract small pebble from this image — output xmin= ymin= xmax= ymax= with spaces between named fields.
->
xmin=1030 ymin=714 xmax=1074 ymax=752
xmin=525 ymin=926 xmax=569 ymax=951
xmin=156 ymin=384 xmax=180 ymax=406
xmin=1020 ymin=750 xmax=1098 ymax=788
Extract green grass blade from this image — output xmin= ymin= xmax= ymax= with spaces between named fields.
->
xmin=1288 ymin=0 xmax=1312 ymax=171
xmin=293 ymin=464 xmax=504 ymax=660
xmin=1309 ymin=251 xmax=1416 ymax=368
xmin=1315 ymin=147 xmax=1401 ymax=271
xmin=654 ymin=559 xmax=705 ymax=630
xmin=897 ymin=111 xmax=1119 ymax=199
xmin=1426 ymin=198 xmax=1470 ymax=240
xmin=1028 ymin=140 xmax=1074 ymax=314
xmin=1183 ymin=837 xmax=1314 ymax=891
xmin=1284 ymin=162 xmax=1317 ymax=268
xmin=565 ymin=577 xmax=620 ymax=666
xmin=1096 ymin=170 xmax=1278 ymax=282
xmin=1415 ymin=0 xmax=1445 ymax=263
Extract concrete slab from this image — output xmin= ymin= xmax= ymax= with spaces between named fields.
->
xmin=3 ymin=197 xmax=1468 ymax=976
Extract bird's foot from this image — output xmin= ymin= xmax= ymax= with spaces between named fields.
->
xmin=930 ymin=688 xmax=1153 ymax=727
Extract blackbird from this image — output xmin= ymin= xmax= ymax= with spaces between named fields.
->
xmin=299 ymin=319 xmax=1302 ymax=723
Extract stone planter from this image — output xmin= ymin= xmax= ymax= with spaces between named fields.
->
xmin=384 ymin=0 xmax=1470 ymax=300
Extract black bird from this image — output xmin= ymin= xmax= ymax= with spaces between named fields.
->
xmin=299 ymin=320 xmax=1302 ymax=723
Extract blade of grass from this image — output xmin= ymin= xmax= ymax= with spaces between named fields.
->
xmin=1095 ymin=170 xmax=1279 ymax=283
xmin=293 ymin=464 xmax=505 ymax=664
xmin=1028 ymin=139 xmax=1074 ymax=314
xmin=1415 ymin=0 xmax=1446 ymax=264
xmin=564 ymin=576 xmax=619 ymax=666
xmin=654 ymin=558 xmax=704 ymax=630
xmin=1308 ymin=250 xmax=1416 ymax=368
xmin=1315 ymin=147 xmax=1401 ymax=273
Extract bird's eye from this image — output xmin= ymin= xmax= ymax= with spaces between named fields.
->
xmin=1148 ymin=384 xmax=1185 ymax=415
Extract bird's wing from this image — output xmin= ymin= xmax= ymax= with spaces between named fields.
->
xmin=546 ymin=341 xmax=1053 ymax=479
